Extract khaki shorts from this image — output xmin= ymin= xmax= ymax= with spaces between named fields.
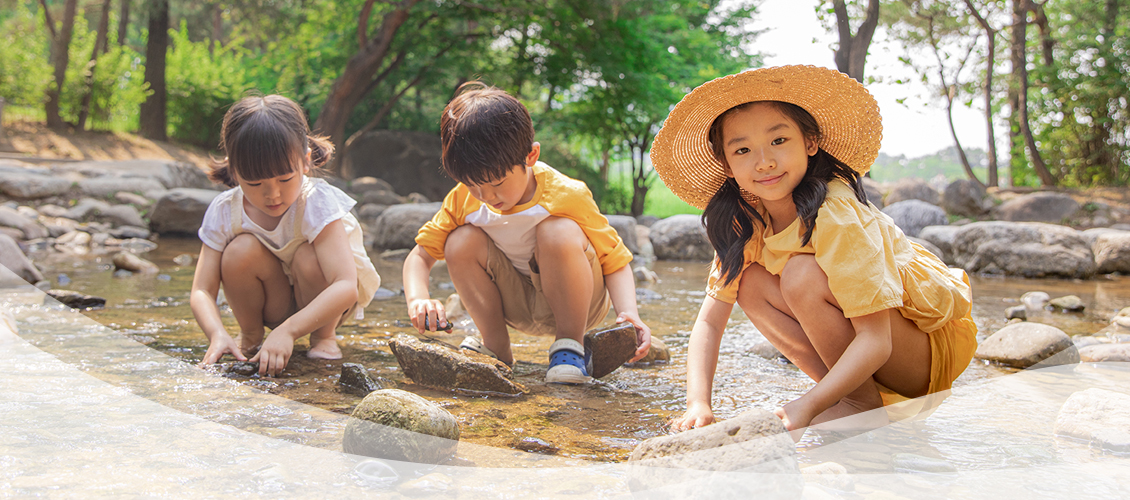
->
xmin=483 ymin=236 xmax=611 ymax=337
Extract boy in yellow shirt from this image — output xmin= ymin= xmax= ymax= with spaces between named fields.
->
xmin=402 ymin=82 xmax=651 ymax=384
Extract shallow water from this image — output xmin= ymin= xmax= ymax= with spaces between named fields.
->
xmin=10 ymin=236 xmax=1130 ymax=467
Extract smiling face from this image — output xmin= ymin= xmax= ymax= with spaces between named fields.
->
xmin=719 ymin=102 xmax=818 ymax=224
xmin=234 ymin=153 xmax=310 ymax=220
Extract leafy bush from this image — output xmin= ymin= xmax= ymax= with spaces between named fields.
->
xmin=165 ymin=22 xmax=249 ymax=147
xmin=0 ymin=6 xmax=51 ymax=108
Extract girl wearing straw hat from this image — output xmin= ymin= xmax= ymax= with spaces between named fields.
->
xmin=651 ymin=65 xmax=977 ymax=434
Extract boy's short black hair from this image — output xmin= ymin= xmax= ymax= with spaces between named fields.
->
xmin=440 ymin=82 xmax=534 ymax=185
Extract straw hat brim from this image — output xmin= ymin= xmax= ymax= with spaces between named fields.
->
xmin=651 ymin=65 xmax=882 ymax=210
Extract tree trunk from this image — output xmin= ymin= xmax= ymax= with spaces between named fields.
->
xmin=313 ymin=0 xmax=419 ymax=176
xmin=77 ymin=0 xmax=113 ymax=130
xmin=44 ymin=0 xmax=78 ymax=129
xmin=1010 ymin=0 xmax=1055 ymax=186
xmin=832 ymin=0 xmax=880 ymax=82
xmin=210 ymin=3 xmax=223 ymax=54
xmin=117 ymin=0 xmax=130 ymax=46
xmin=964 ymin=0 xmax=999 ymax=187
xmin=139 ymin=0 xmax=169 ymax=141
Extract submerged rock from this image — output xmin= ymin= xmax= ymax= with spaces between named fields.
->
xmin=222 ymin=361 xmax=259 ymax=377
xmin=112 ymin=252 xmax=159 ymax=274
xmin=388 ymin=335 xmax=525 ymax=395
xmin=340 ymin=363 xmax=384 ymax=396
xmin=584 ymin=323 xmax=639 ymax=379
xmin=45 ymin=290 xmax=106 ymax=310
xmin=975 ymin=322 xmax=1080 ymax=369
xmin=1049 ymin=295 xmax=1085 ymax=313
xmin=343 ymin=388 xmax=460 ymax=464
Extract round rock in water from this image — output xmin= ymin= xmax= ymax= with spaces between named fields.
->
xmin=1048 ymin=295 xmax=1085 ymax=313
xmin=975 ymin=322 xmax=1080 ymax=368
xmin=343 ymin=389 xmax=460 ymax=464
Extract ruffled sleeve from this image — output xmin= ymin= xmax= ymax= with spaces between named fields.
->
xmin=812 ymin=192 xmax=904 ymax=318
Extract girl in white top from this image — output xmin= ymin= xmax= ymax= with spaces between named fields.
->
xmin=191 ymin=95 xmax=381 ymax=377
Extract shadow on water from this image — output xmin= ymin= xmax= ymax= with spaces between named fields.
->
xmin=13 ymin=236 xmax=1130 ymax=464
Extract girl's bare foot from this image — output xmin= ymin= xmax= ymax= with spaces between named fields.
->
xmin=307 ymin=334 xmax=342 ymax=359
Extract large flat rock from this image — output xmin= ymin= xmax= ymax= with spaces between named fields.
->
xmin=388 ymin=336 xmax=526 ymax=395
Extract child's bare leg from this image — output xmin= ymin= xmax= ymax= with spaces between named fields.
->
xmin=445 ymin=225 xmax=513 ymax=366
xmin=735 ymin=263 xmax=831 ymax=380
xmin=291 ymin=242 xmax=342 ymax=359
xmin=220 ymin=234 xmax=293 ymax=354
xmin=533 ymin=217 xmax=592 ymax=345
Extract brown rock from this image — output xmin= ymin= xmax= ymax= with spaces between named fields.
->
xmin=340 ymin=363 xmax=384 ymax=396
xmin=388 ymin=336 xmax=525 ymax=395
xmin=45 ymin=289 xmax=106 ymax=310
xmin=111 ymin=251 xmax=159 ymax=274
xmin=584 ymin=323 xmax=639 ymax=378
xmin=632 ymin=336 xmax=671 ymax=364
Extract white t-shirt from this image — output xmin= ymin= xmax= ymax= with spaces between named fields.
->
xmin=198 ymin=177 xmax=358 ymax=252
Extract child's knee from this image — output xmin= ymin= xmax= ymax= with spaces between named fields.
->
xmin=535 ymin=217 xmax=585 ymax=252
xmin=779 ymin=255 xmax=830 ymax=303
xmin=290 ymin=242 xmax=323 ymax=282
xmin=221 ymin=233 xmax=267 ymax=271
xmin=444 ymin=224 xmax=488 ymax=262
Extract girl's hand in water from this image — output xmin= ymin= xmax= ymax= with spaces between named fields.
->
xmin=774 ymin=399 xmax=814 ymax=442
xmin=671 ymin=401 xmax=715 ymax=432
xmin=251 ymin=330 xmax=294 ymax=377
xmin=199 ymin=332 xmax=246 ymax=365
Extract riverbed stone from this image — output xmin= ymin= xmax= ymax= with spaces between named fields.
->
xmin=628 ymin=409 xmax=800 ymax=495
xmin=1078 ymin=344 xmax=1130 ymax=362
xmin=942 ymin=179 xmax=988 ymax=217
xmin=114 ymin=191 xmax=152 ymax=207
xmin=108 ymin=225 xmax=151 ymax=240
xmin=1006 ymin=305 xmax=1027 ymax=320
xmin=918 ymin=225 xmax=960 ymax=265
xmin=343 ymin=388 xmax=460 ymax=464
xmin=1021 ymin=291 xmax=1051 ymax=310
xmin=63 ymin=198 xmax=111 ymax=221
xmin=584 ymin=323 xmax=640 ymax=378
xmin=95 ymin=204 xmax=146 ymax=228
xmin=649 ymin=214 xmax=713 ymax=261
xmin=1086 ymin=229 xmax=1130 ymax=274
xmin=907 ymin=236 xmax=945 ymax=262
xmin=633 ymin=265 xmax=658 ymax=283
xmin=993 ymin=191 xmax=1080 ymax=223
xmin=605 ymin=215 xmax=639 ymax=255
xmin=882 ymin=200 xmax=947 ymax=238
xmin=0 ymin=206 xmax=48 ymax=240
xmin=148 ymin=188 xmax=221 ymax=234
xmin=0 ymin=171 xmax=72 ymax=199
xmin=36 ymin=204 xmax=69 ymax=218
xmin=0 ymin=234 xmax=45 ymax=286
xmin=802 ymin=462 xmax=853 ymax=492
xmin=950 ymin=221 xmax=1095 ymax=279
xmin=78 ymin=177 xmax=166 ymax=198
xmin=112 ymin=252 xmax=159 ymax=274
xmin=1049 ymin=295 xmax=1085 ymax=313
xmin=372 ymin=203 xmax=441 ymax=251
xmin=361 ymin=189 xmax=404 ymax=206
xmin=975 ymin=322 xmax=1079 ymax=368
xmin=1054 ymin=388 xmax=1130 ymax=442
xmin=387 ymin=335 xmax=525 ymax=394
xmin=45 ymin=289 xmax=106 ymax=309
xmin=885 ymin=178 xmax=939 ymax=205
xmin=340 ymin=363 xmax=384 ymax=396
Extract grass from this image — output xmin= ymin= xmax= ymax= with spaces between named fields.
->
xmin=643 ymin=182 xmax=702 ymax=218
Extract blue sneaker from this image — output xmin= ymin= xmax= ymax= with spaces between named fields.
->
xmin=546 ymin=338 xmax=592 ymax=384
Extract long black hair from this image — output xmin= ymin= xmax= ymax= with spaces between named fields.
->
xmin=702 ymin=101 xmax=868 ymax=287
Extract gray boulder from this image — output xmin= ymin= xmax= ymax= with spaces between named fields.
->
xmin=636 ymin=214 xmax=660 ymax=227
xmin=56 ymin=159 xmax=213 ymax=189
xmin=342 ymin=130 xmax=455 ymax=202
xmin=95 ymin=204 xmax=146 ymax=228
xmin=605 ymin=215 xmax=639 ymax=255
xmin=1078 ymin=344 xmax=1130 ymax=362
xmin=0 ymin=171 xmax=72 ymax=199
xmin=974 ymin=322 xmax=1080 ymax=368
xmin=0 ymin=206 xmax=48 ymax=240
xmin=361 ymin=190 xmax=405 ymax=206
xmin=1083 ymin=229 xmax=1130 ymax=274
xmin=1055 ymin=388 xmax=1130 ymax=445
xmin=942 ymin=178 xmax=988 ymax=217
xmin=387 ymin=335 xmax=526 ymax=395
xmin=993 ymin=191 xmax=1080 ymax=223
xmin=918 ymin=225 xmax=961 ymax=266
xmin=372 ymin=203 xmax=441 ymax=251
xmin=885 ymin=178 xmax=939 ymax=205
xmin=349 ymin=176 xmax=396 ymax=195
xmin=882 ymin=199 xmax=947 ymax=238
xmin=78 ymin=177 xmax=166 ymax=198
xmin=950 ymin=221 xmax=1095 ymax=278
xmin=343 ymin=389 xmax=460 ymax=464
xmin=63 ymin=198 xmax=112 ymax=221
xmin=148 ymin=188 xmax=221 ymax=235
xmin=0 ymin=234 xmax=45 ymax=286
xmin=650 ymin=214 xmax=713 ymax=261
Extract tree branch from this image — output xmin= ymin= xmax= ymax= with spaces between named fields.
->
xmin=358 ymin=0 xmax=376 ymax=50
xmin=39 ymin=0 xmax=56 ymax=39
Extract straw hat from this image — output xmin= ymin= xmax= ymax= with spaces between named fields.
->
xmin=650 ymin=65 xmax=882 ymax=210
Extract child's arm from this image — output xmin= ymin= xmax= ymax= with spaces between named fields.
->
xmin=603 ymin=264 xmax=651 ymax=361
xmin=671 ymin=295 xmax=734 ymax=431
xmin=190 ymin=244 xmax=247 ymax=364
xmin=775 ymin=310 xmax=893 ymax=431
xmin=403 ymin=244 xmax=447 ymax=333
xmin=251 ymin=219 xmax=358 ymax=376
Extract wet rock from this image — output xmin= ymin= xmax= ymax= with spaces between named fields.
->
xmin=372 ymin=203 xmax=442 ymax=251
xmin=950 ymin=222 xmax=1095 ymax=279
xmin=649 ymin=214 xmax=713 ymax=261
xmin=1087 ymin=229 xmax=1130 ymax=274
xmin=444 ymin=293 xmax=465 ymax=320
xmin=343 ymin=388 xmax=460 ymax=464
xmin=0 ymin=234 xmax=45 ymax=286
xmin=148 ymin=188 xmax=222 ymax=235
xmin=513 ymin=436 xmax=559 ymax=455
xmin=891 ymin=453 xmax=957 ymax=474
xmin=114 ymin=191 xmax=152 ymax=207
xmin=942 ymin=178 xmax=989 ymax=217
xmin=397 ymin=473 xmax=452 ymax=496
xmin=92 ymin=204 xmax=145 ymax=228
xmin=885 ymin=178 xmax=939 ymax=205
xmin=45 ymin=290 xmax=106 ymax=310
xmin=0 ymin=206 xmax=48 ymax=240
xmin=802 ymin=462 xmax=853 ymax=492
xmin=340 ymin=363 xmax=384 ymax=396
xmin=108 ymin=225 xmax=151 ymax=240
xmin=349 ymin=176 xmax=396 ymax=195
xmin=0 ymin=171 xmax=72 ymax=199
xmin=633 ymin=265 xmax=658 ymax=283
xmin=1055 ymin=388 xmax=1130 ymax=442
xmin=1078 ymin=344 xmax=1130 ymax=362
xmin=918 ymin=225 xmax=960 ymax=265
xmin=388 ymin=335 xmax=526 ymax=395
xmin=117 ymin=238 xmax=158 ymax=253
xmin=1005 ymin=305 xmax=1027 ymax=321
xmin=62 ymin=198 xmax=110 ymax=221
xmin=993 ymin=191 xmax=1080 ymax=223
xmin=606 ymin=215 xmax=639 ymax=255
xmin=222 ymin=361 xmax=259 ymax=376
xmin=1022 ymin=291 xmax=1051 ymax=310
xmin=112 ymin=252 xmax=159 ymax=274
xmin=628 ymin=409 xmax=800 ymax=495
xmin=632 ymin=336 xmax=670 ymax=364
xmin=1072 ymin=335 xmax=1104 ymax=349
xmin=882 ymin=199 xmax=947 ymax=238
xmin=1049 ymin=295 xmax=1085 ymax=313
xmin=584 ymin=323 xmax=639 ymax=379
xmin=975 ymin=322 xmax=1080 ymax=369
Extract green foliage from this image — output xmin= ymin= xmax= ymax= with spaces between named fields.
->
xmin=0 ymin=5 xmax=51 ymax=108
xmin=57 ymin=5 xmax=148 ymax=131
xmin=165 ymin=22 xmax=250 ymax=147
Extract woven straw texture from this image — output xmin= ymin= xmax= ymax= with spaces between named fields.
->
xmin=651 ymin=65 xmax=883 ymax=210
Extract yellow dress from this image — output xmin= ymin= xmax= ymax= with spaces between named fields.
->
xmin=707 ymin=180 xmax=978 ymax=397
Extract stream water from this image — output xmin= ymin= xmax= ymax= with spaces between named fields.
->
xmin=5 ymin=237 xmax=1130 ymax=496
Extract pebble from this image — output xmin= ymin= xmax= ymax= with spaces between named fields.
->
xmin=340 ymin=363 xmax=384 ymax=396
xmin=222 ymin=361 xmax=260 ymax=377
xmin=112 ymin=251 xmax=159 ymax=274
xmin=514 ymin=436 xmax=559 ymax=455
xmin=1005 ymin=305 xmax=1027 ymax=320
xmin=56 ymin=274 xmax=70 ymax=285
xmin=1021 ymin=291 xmax=1050 ymax=310
xmin=172 ymin=253 xmax=194 ymax=266
xmin=1049 ymin=295 xmax=1085 ymax=313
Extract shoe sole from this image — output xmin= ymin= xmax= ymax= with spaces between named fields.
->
xmin=545 ymin=365 xmax=592 ymax=384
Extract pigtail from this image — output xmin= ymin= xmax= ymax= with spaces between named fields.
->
xmin=703 ymin=178 xmax=765 ymax=287
xmin=208 ymin=156 xmax=237 ymax=188
xmin=307 ymin=134 xmax=335 ymax=170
